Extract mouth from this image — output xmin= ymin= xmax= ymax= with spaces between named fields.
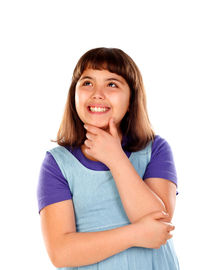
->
xmin=87 ymin=106 xmax=111 ymax=114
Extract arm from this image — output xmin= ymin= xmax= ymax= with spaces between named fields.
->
xmin=38 ymin=152 xmax=135 ymax=267
xmin=107 ymin=151 xmax=167 ymax=223
xmin=40 ymin=200 xmax=135 ymax=268
xmin=40 ymin=200 xmax=175 ymax=268
xmin=83 ymin=123 xmax=175 ymax=224
xmin=144 ymin=177 xmax=177 ymax=222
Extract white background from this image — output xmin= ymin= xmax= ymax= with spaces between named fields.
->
xmin=0 ymin=0 xmax=199 ymax=269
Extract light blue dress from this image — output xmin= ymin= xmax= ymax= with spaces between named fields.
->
xmin=49 ymin=141 xmax=180 ymax=270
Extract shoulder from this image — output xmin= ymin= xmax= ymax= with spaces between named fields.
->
xmin=152 ymin=134 xmax=169 ymax=148
xmin=39 ymin=151 xmax=58 ymax=173
xmin=43 ymin=150 xmax=57 ymax=165
xmin=38 ymin=149 xmax=70 ymax=186
xmin=47 ymin=145 xmax=75 ymax=165
xmin=37 ymin=148 xmax=72 ymax=214
xmin=47 ymin=145 xmax=69 ymax=155
xmin=143 ymin=134 xmax=179 ymax=194
xmin=150 ymin=135 xmax=177 ymax=171
xmin=151 ymin=135 xmax=173 ymax=158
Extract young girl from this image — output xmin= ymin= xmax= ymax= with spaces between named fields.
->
xmin=37 ymin=47 xmax=180 ymax=269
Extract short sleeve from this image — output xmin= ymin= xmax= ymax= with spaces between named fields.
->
xmin=143 ymin=135 xmax=179 ymax=195
xmin=37 ymin=151 xmax=72 ymax=214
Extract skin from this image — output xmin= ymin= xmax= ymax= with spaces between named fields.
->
xmin=39 ymin=68 xmax=177 ymax=268
xmin=75 ymin=68 xmax=176 ymax=224
xmin=75 ymin=68 xmax=130 ymax=161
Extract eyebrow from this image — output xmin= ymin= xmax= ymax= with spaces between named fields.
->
xmin=79 ymin=76 xmax=125 ymax=85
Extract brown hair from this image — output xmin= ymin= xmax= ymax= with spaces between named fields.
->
xmin=51 ymin=47 xmax=155 ymax=151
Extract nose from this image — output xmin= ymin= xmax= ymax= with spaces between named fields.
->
xmin=91 ymin=86 xmax=105 ymax=99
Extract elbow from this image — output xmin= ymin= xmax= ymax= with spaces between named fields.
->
xmin=51 ymin=257 xmax=61 ymax=268
xmin=48 ymin=250 xmax=63 ymax=268
xmin=50 ymin=251 xmax=69 ymax=268
xmin=48 ymin=244 xmax=70 ymax=268
xmin=49 ymin=239 xmax=77 ymax=268
xmin=52 ymin=260 xmax=66 ymax=269
xmin=49 ymin=233 xmax=77 ymax=268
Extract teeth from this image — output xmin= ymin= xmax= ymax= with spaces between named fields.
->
xmin=89 ymin=107 xmax=108 ymax=112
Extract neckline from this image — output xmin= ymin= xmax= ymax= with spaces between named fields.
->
xmin=65 ymin=135 xmax=131 ymax=171
xmin=78 ymin=135 xmax=131 ymax=171
xmin=79 ymin=146 xmax=131 ymax=171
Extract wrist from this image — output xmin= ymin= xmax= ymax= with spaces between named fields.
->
xmin=123 ymin=224 xmax=138 ymax=248
xmin=106 ymin=149 xmax=127 ymax=169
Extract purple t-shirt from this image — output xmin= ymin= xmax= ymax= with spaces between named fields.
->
xmin=37 ymin=135 xmax=179 ymax=213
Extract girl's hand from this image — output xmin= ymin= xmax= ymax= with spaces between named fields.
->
xmin=130 ymin=211 xmax=175 ymax=249
xmin=83 ymin=118 xmax=124 ymax=165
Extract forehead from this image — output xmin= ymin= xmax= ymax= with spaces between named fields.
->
xmin=80 ymin=68 xmax=127 ymax=82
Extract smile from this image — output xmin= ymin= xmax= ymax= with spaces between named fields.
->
xmin=87 ymin=106 xmax=110 ymax=113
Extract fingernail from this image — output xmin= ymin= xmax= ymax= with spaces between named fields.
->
xmin=84 ymin=125 xmax=88 ymax=129
xmin=162 ymin=211 xmax=169 ymax=215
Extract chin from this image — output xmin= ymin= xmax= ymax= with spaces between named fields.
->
xmin=100 ymin=125 xmax=109 ymax=131
xmin=86 ymin=120 xmax=109 ymax=129
xmin=96 ymin=123 xmax=109 ymax=129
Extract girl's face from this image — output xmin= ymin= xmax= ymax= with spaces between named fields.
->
xmin=75 ymin=68 xmax=130 ymax=134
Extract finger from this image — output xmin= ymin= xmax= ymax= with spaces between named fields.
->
xmin=151 ymin=211 xmax=169 ymax=220
xmin=84 ymin=124 xmax=101 ymax=135
xmin=159 ymin=220 xmax=173 ymax=226
xmin=167 ymin=233 xmax=173 ymax=240
xmin=109 ymin=118 xmax=118 ymax=137
xmin=160 ymin=221 xmax=175 ymax=232
xmin=168 ymin=225 xmax=175 ymax=231
xmin=84 ymin=139 xmax=93 ymax=148
xmin=159 ymin=216 xmax=172 ymax=222
xmin=85 ymin=132 xmax=96 ymax=140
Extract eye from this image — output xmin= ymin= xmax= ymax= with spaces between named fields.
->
xmin=108 ymin=82 xmax=118 ymax=88
xmin=83 ymin=81 xmax=92 ymax=86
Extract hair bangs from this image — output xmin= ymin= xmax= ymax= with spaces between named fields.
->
xmin=73 ymin=48 xmax=130 ymax=84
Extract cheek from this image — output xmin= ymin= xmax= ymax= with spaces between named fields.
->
xmin=114 ymin=94 xmax=129 ymax=110
xmin=121 ymin=91 xmax=130 ymax=110
xmin=75 ymin=94 xmax=83 ymax=119
xmin=75 ymin=90 xmax=84 ymax=109
xmin=75 ymin=90 xmax=90 ymax=121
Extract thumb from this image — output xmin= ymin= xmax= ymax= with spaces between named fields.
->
xmin=109 ymin=117 xmax=118 ymax=137
xmin=151 ymin=211 xmax=169 ymax=220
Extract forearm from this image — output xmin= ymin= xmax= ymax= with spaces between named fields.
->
xmin=107 ymin=150 xmax=166 ymax=223
xmin=54 ymin=224 xmax=134 ymax=268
